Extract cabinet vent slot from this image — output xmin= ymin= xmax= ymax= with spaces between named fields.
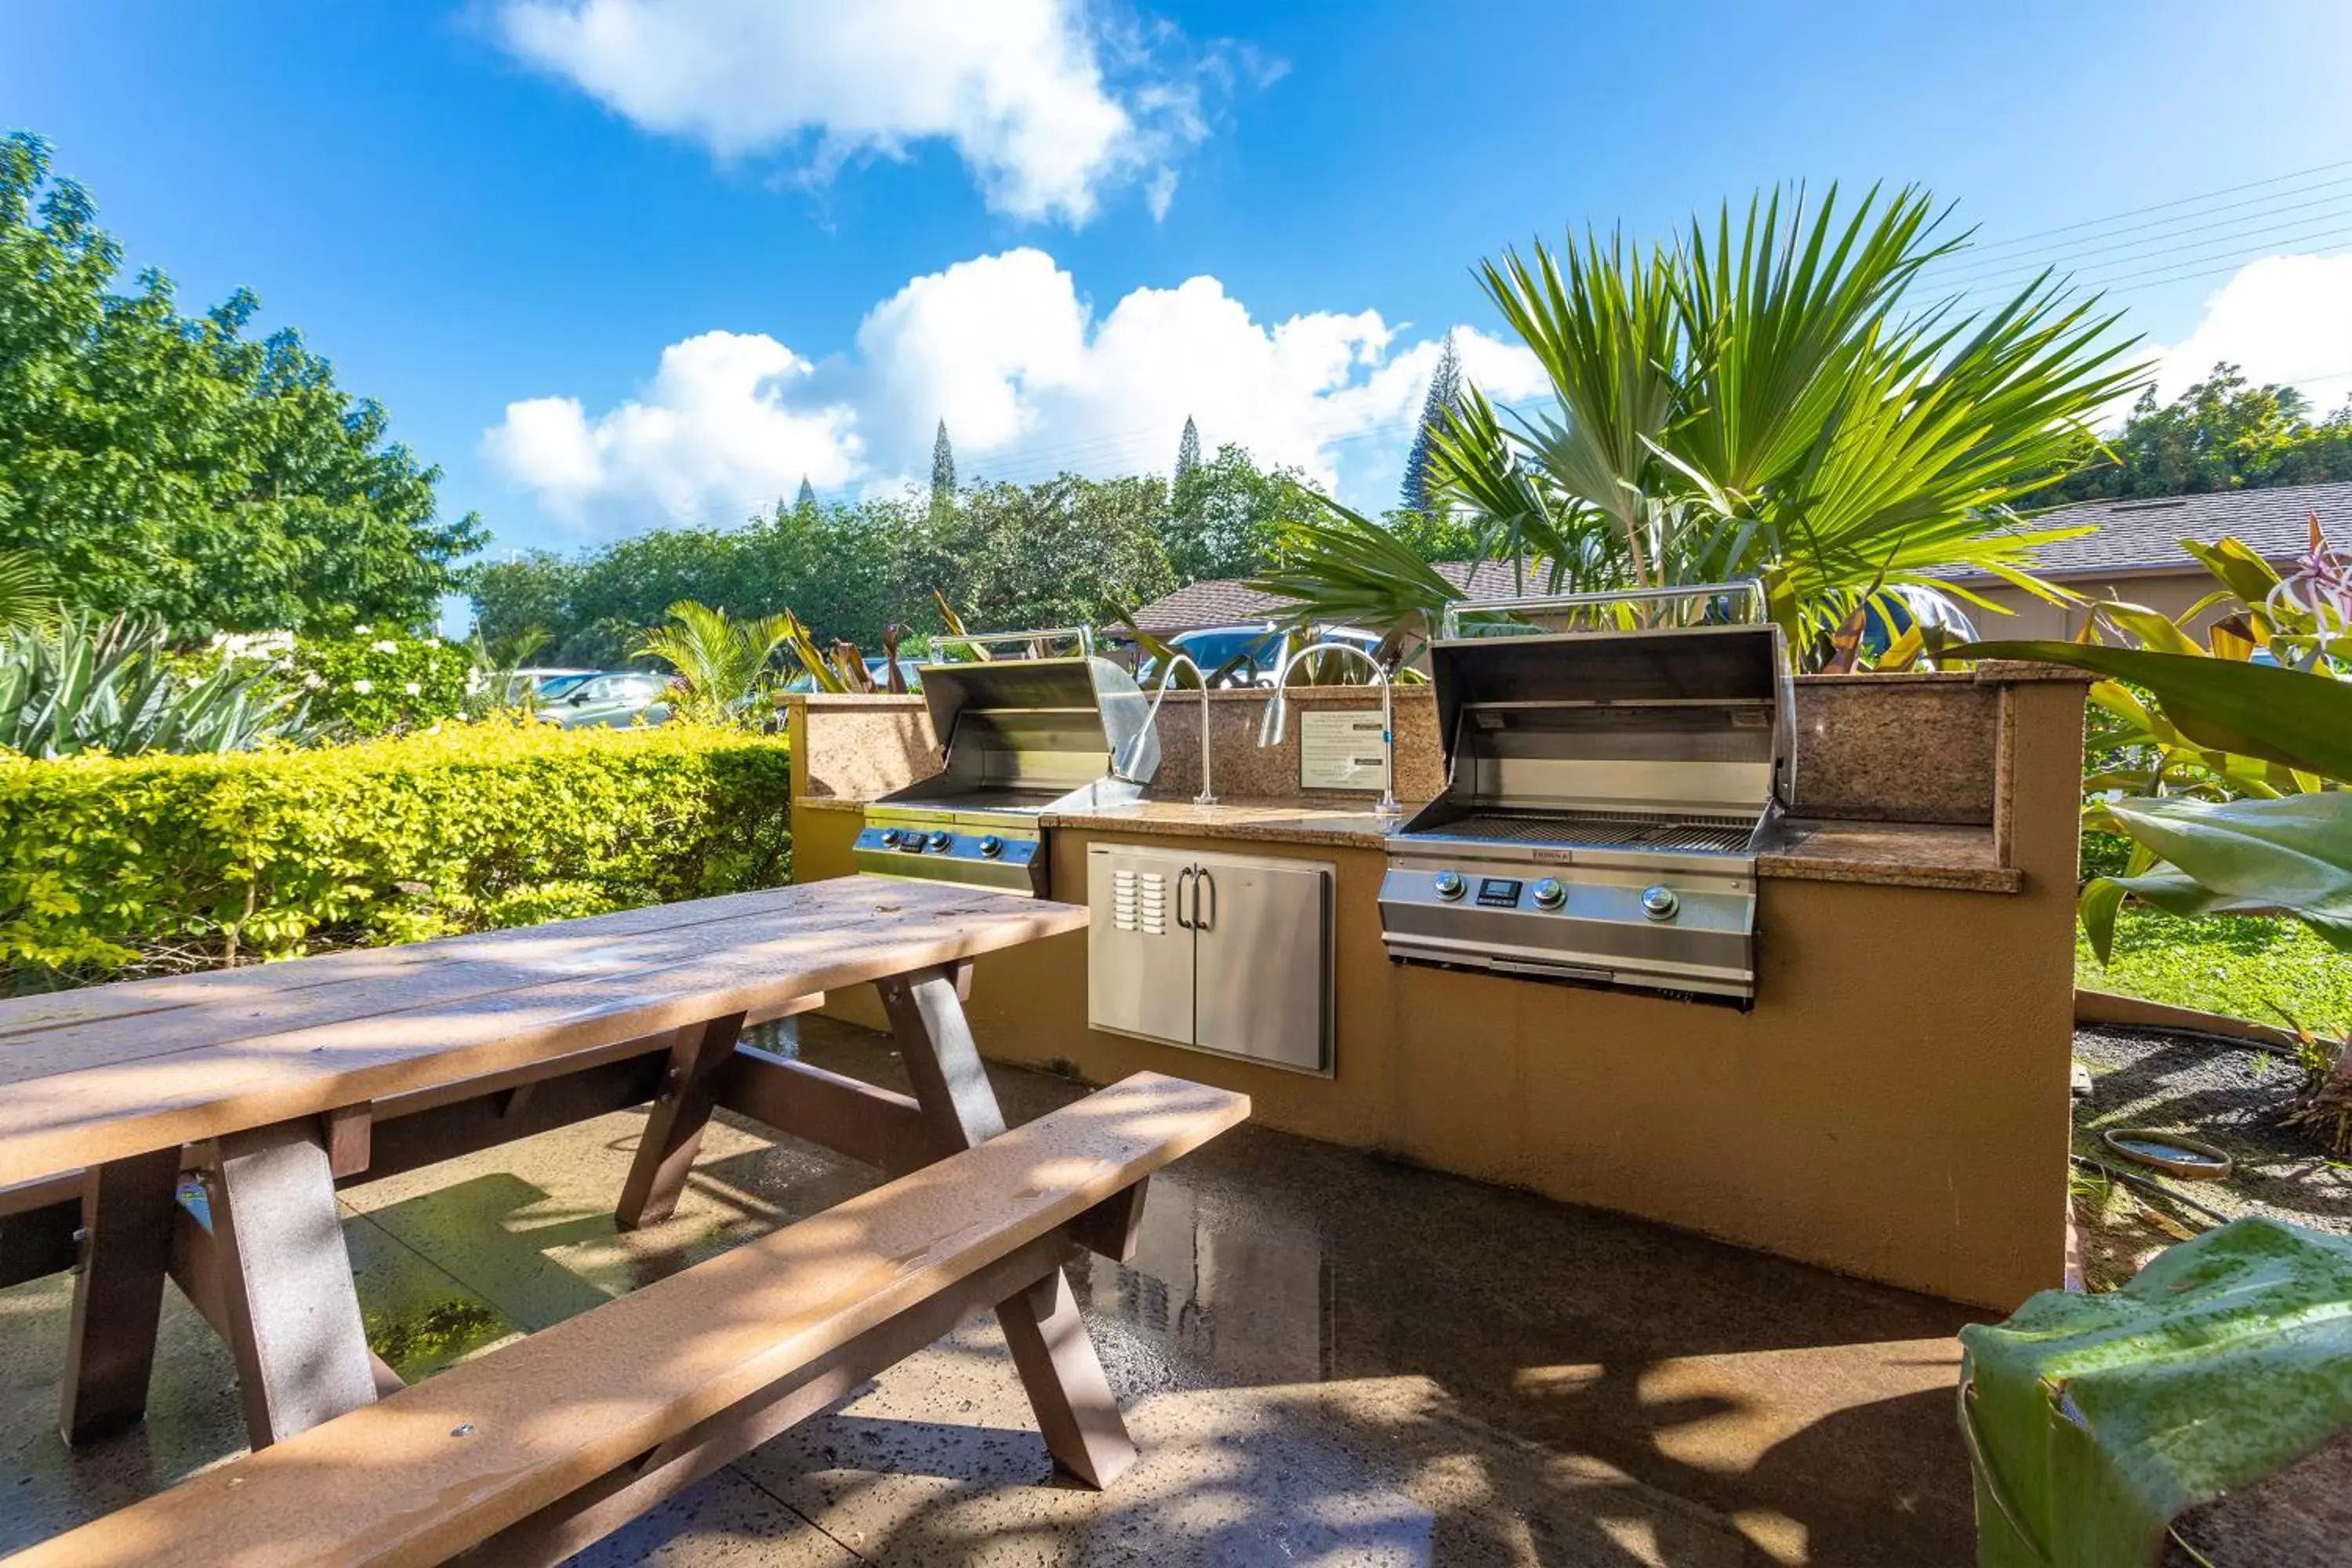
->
xmin=1110 ymin=869 xmax=1167 ymax=935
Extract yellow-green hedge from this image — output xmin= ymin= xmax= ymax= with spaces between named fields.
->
xmin=1 ymin=723 xmax=793 ymax=991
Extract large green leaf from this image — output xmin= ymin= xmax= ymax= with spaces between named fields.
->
xmin=1959 ymin=1218 xmax=2352 ymax=1568
xmin=1963 ymin=640 xmax=2352 ymax=781
xmin=2090 ymin=793 xmax=2352 ymax=952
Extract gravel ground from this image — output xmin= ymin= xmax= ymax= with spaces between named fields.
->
xmin=2073 ymin=1024 xmax=2352 ymax=1240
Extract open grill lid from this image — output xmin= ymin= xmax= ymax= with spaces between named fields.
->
xmin=1425 ymin=586 xmax=1795 ymax=822
xmin=907 ymin=639 xmax=1160 ymax=798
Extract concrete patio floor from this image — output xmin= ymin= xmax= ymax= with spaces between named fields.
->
xmin=1 ymin=1016 xmax=1990 ymax=1566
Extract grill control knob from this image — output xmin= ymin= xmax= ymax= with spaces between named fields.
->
xmin=1432 ymin=871 xmax=1466 ymax=902
xmin=926 ymin=829 xmax=953 ymax=853
xmin=1532 ymin=877 xmax=1566 ymax=910
xmin=877 ymin=828 xmax=902 ymax=848
xmin=1640 ymin=885 xmax=1680 ymax=921
xmin=977 ymin=834 xmax=1005 ymax=858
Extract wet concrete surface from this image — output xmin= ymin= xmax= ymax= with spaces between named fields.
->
xmin=2 ymin=1016 xmax=1991 ymax=1566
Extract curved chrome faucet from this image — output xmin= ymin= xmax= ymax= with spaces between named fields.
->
xmin=1142 ymin=655 xmax=1218 ymax=804
xmin=1257 ymin=641 xmax=1400 ymax=819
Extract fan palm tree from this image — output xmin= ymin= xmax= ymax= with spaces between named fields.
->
xmin=633 ymin=601 xmax=790 ymax=724
xmin=0 ymin=549 xmax=60 ymax=637
xmin=1258 ymin=184 xmax=2151 ymax=667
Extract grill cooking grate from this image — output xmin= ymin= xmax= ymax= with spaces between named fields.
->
xmin=1409 ymin=813 xmax=1755 ymax=855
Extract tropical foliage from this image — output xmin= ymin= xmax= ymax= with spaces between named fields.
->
xmin=1256 ymin=184 xmax=2150 ymax=666
xmin=1966 ymin=518 xmax=2352 ymax=961
xmin=633 ymin=600 xmax=789 ymax=724
xmin=0 ymin=132 xmax=481 ymax=633
xmin=0 ymin=549 xmax=58 ymax=637
xmin=1959 ymin=1216 xmax=2352 ymax=1568
xmin=0 ymin=613 xmax=313 ymax=758
xmin=0 ymin=723 xmax=792 ymax=991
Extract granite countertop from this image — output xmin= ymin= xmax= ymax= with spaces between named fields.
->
xmin=803 ymin=793 xmax=2018 ymax=893
xmin=1036 ymin=799 xmax=2023 ymax=894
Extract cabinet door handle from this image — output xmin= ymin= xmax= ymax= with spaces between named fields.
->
xmin=1196 ymin=867 xmax=1216 ymax=931
xmin=1174 ymin=866 xmax=1196 ymax=931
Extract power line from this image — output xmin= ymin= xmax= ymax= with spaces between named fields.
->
xmin=1950 ymin=232 xmax=2352 ymax=307
xmin=1926 ymin=183 xmax=2352 ymax=287
xmin=1946 ymin=158 xmax=2352 ymax=257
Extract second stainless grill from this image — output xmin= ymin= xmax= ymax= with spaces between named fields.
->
xmin=1378 ymin=584 xmax=1794 ymax=1004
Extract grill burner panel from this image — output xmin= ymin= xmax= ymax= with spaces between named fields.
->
xmin=1410 ymin=813 xmax=1756 ymax=855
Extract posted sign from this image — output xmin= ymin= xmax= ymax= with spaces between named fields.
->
xmin=1298 ymin=710 xmax=1387 ymax=792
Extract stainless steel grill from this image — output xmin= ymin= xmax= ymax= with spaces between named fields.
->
xmin=1379 ymin=583 xmax=1793 ymax=1004
xmin=856 ymin=629 xmax=1160 ymax=898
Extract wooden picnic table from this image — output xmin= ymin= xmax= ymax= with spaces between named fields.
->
xmin=0 ymin=877 xmax=1132 ymax=1468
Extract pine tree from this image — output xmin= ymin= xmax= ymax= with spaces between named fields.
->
xmin=931 ymin=420 xmax=956 ymax=503
xmin=1174 ymin=416 xmax=1201 ymax=485
xmin=795 ymin=474 xmax=817 ymax=510
xmin=1399 ymin=332 xmax=1463 ymax=514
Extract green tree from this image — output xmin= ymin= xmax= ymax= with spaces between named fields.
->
xmin=1174 ymin=416 xmax=1201 ymax=485
xmin=1163 ymin=442 xmax=1322 ymax=583
xmin=0 ymin=132 xmax=483 ymax=633
xmin=920 ymin=474 xmax=1174 ymax=631
xmin=930 ymin=419 xmax=956 ymax=505
xmin=2023 ymin=362 xmax=2352 ymax=506
xmin=1399 ymin=331 xmax=1462 ymax=513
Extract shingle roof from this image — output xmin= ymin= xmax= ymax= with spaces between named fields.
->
xmin=1955 ymin=479 xmax=2352 ymax=580
xmin=1128 ymin=561 xmax=1534 ymax=633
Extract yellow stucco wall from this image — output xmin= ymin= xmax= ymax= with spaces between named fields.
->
xmin=789 ymin=680 xmax=2085 ymax=1311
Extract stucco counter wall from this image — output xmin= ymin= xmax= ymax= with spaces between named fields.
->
xmin=783 ymin=669 xmax=2089 ymax=1310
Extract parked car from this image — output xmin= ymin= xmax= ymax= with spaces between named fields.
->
xmin=517 ymin=667 xmax=600 ymax=699
xmin=1136 ymin=623 xmax=1383 ymax=688
xmin=540 ymin=670 xmax=673 ymax=728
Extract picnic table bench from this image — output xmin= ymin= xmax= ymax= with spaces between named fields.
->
xmin=0 ymin=877 xmax=1247 ymax=1565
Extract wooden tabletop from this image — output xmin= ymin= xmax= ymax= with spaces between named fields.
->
xmin=0 ymin=877 xmax=1088 ymax=1191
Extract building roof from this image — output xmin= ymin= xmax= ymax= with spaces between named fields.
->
xmin=1957 ymin=479 xmax=2351 ymax=581
xmin=1130 ymin=561 xmax=1532 ymax=633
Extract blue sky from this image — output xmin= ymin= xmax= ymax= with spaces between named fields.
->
xmin=9 ymin=0 xmax=2352 ymax=583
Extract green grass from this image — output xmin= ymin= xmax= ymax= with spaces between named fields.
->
xmin=2077 ymin=909 xmax=2352 ymax=1036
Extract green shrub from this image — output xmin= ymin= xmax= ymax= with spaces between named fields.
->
xmin=0 ymin=721 xmax=792 ymax=991
xmin=291 ymin=627 xmax=473 ymax=738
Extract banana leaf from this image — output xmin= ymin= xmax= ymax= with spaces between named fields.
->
xmin=1958 ymin=1217 xmax=2352 ymax=1568
xmin=1961 ymin=641 xmax=2352 ymax=781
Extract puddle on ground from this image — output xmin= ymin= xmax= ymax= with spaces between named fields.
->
xmin=1066 ymin=1177 xmax=1334 ymax=1387
xmin=366 ymin=1298 xmax=514 ymax=1381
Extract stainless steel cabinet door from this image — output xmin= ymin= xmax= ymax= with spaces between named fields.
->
xmin=1190 ymin=849 xmax=1333 ymax=1073
xmin=1086 ymin=844 xmax=1195 ymax=1047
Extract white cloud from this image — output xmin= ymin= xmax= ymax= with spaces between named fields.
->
xmin=2132 ymin=252 xmax=2352 ymax=418
xmin=481 ymin=249 xmax=1549 ymax=535
xmin=480 ymin=330 xmax=863 ymax=529
xmin=493 ymin=0 xmax=1230 ymax=223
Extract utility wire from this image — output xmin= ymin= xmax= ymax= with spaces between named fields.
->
xmin=1926 ymin=184 xmax=2352 ymax=286
xmin=1946 ymin=158 xmax=2352 ymax=257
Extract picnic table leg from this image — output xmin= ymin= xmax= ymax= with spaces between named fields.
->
xmin=879 ymin=965 xmax=1138 ymax=1489
xmin=205 ymin=1118 xmax=378 ymax=1448
xmin=615 ymin=1012 xmax=747 ymax=1230
xmin=58 ymin=1147 xmax=182 ymax=1445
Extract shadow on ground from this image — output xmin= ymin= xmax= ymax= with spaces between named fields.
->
xmin=2 ymin=1014 xmax=1994 ymax=1566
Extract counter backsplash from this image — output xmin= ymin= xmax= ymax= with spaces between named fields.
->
xmin=784 ymin=667 xmax=2052 ymax=828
